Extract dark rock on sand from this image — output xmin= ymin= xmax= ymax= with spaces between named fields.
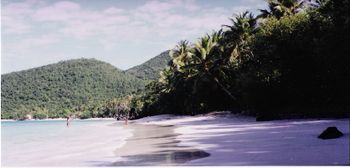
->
xmin=318 ymin=127 xmax=344 ymax=139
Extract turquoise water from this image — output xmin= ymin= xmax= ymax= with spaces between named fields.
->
xmin=1 ymin=120 xmax=131 ymax=166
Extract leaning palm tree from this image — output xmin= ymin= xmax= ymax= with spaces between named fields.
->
xmin=186 ymin=31 xmax=237 ymax=101
xmin=165 ymin=40 xmax=195 ymax=94
xmin=258 ymin=0 xmax=306 ymax=19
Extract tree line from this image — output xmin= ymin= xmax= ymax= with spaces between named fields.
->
xmin=133 ymin=0 xmax=350 ymax=120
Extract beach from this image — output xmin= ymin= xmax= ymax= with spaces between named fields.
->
xmin=2 ymin=113 xmax=349 ymax=166
xmin=134 ymin=112 xmax=350 ymax=165
xmin=112 ymin=123 xmax=209 ymax=166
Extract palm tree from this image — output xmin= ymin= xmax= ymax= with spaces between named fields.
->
xmin=158 ymin=67 xmax=176 ymax=93
xmin=222 ymin=11 xmax=256 ymax=63
xmin=224 ymin=11 xmax=257 ymax=39
xmin=258 ymin=0 xmax=306 ymax=19
xmin=169 ymin=40 xmax=193 ymax=74
xmin=158 ymin=41 xmax=194 ymax=94
xmin=186 ymin=31 xmax=237 ymax=101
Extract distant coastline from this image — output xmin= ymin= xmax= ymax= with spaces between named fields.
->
xmin=1 ymin=117 xmax=116 ymax=122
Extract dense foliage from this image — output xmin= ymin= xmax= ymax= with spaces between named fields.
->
xmin=136 ymin=0 xmax=350 ymax=119
xmin=126 ymin=50 xmax=171 ymax=80
xmin=1 ymin=59 xmax=145 ymax=119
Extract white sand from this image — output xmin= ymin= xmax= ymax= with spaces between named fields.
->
xmin=136 ymin=112 xmax=350 ymax=165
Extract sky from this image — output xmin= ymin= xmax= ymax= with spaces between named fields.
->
xmin=1 ymin=0 xmax=266 ymax=74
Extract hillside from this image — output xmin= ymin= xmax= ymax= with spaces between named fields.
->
xmin=1 ymin=58 xmax=145 ymax=118
xmin=126 ymin=50 xmax=171 ymax=80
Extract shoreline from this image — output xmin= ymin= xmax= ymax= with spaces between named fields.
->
xmin=2 ymin=113 xmax=347 ymax=122
xmin=0 ymin=117 xmax=116 ymax=122
xmin=1 ymin=119 xmax=132 ymax=167
xmin=111 ymin=121 xmax=209 ymax=166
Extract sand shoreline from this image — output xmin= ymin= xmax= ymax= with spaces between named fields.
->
xmin=111 ymin=121 xmax=210 ymax=166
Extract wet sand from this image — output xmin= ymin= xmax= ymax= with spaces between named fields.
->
xmin=111 ymin=122 xmax=209 ymax=166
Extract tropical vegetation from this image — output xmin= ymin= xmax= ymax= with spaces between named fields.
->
xmin=1 ymin=59 xmax=144 ymax=119
xmin=136 ymin=0 xmax=350 ymax=120
xmin=126 ymin=50 xmax=171 ymax=80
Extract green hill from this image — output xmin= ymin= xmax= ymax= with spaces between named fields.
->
xmin=1 ymin=58 xmax=145 ymax=118
xmin=126 ymin=50 xmax=171 ymax=80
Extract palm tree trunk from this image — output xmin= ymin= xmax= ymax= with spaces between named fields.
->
xmin=207 ymin=71 xmax=237 ymax=101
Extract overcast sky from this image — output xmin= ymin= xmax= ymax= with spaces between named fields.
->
xmin=1 ymin=0 xmax=266 ymax=74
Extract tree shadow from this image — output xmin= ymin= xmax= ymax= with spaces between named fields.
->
xmin=173 ymin=118 xmax=349 ymax=165
xmin=108 ymin=124 xmax=211 ymax=166
xmin=111 ymin=149 xmax=210 ymax=166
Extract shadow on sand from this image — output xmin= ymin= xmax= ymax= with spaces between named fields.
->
xmin=110 ymin=123 xmax=210 ymax=166
xmin=112 ymin=149 xmax=210 ymax=166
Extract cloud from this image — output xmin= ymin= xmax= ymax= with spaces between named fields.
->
xmin=2 ymin=0 xmax=267 ymax=73
xmin=103 ymin=7 xmax=125 ymax=15
xmin=2 ymin=15 xmax=31 ymax=34
xmin=32 ymin=1 xmax=81 ymax=22
xmin=2 ymin=0 xmax=245 ymax=42
xmin=2 ymin=0 xmax=34 ymax=34
xmin=138 ymin=0 xmax=177 ymax=13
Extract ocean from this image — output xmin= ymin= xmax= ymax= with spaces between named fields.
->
xmin=1 ymin=119 xmax=132 ymax=166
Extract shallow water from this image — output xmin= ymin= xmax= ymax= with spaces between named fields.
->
xmin=2 ymin=120 xmax=211 ymax=166
xmin=1 ymin=120 xmax=131 ymax=166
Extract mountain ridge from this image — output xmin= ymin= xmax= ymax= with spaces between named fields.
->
xmin=125 ymin=50 xmax=171 ymax=80
xmin=1 ymin=58 xmax=145 ymax=118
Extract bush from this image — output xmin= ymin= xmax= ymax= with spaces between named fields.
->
xmin=78 ymin=111 xmax=92 ymax=119
xmin=32 ymin=111 xmax=47 ymax=119
xmin=246 ymin=8 xmax=350 ymax=118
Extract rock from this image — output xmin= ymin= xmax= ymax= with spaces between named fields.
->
xmin=318 ymin=127 xmax=344 ymax=139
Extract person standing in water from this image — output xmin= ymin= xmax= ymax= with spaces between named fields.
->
xmin=125 ymin=108 xmax=136 ymax=125
xmin=125 ymin=110 xmax=129 ymax=125
xmin=66 ymin=115 xmax=71 ymax=127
